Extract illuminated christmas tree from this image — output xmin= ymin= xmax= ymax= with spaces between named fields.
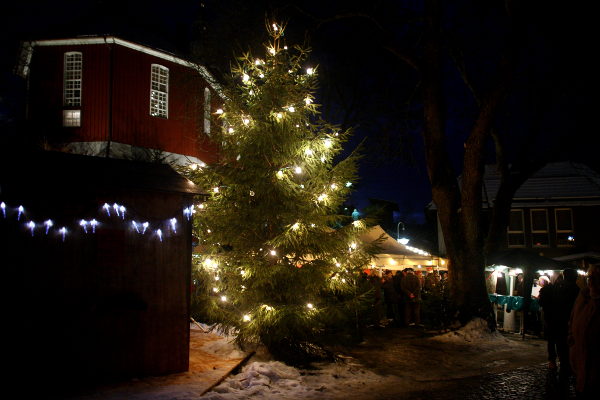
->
xmin=185 ymin=23 xmax=377 ymax=363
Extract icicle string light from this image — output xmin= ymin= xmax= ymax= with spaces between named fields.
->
xmin=0 ymin=200 xmax=195 ymax=242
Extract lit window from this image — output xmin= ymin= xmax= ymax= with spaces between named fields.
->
xmin=204 ymin=87 xmax=211 ymax=134
xmin=63 ymin=110 xmax=81 ymax=127
xmin=64 ymin=52 xmax=82 ymax=106
xmin=150 ymin=64 xmax=168 ymax=118
xmin=530 ymin=209 xmax=549 ymax=247
xmin=507 ymin=209 xmax=525 ymax=247
xmin=555 ymin=208 xmax=575 ymax=247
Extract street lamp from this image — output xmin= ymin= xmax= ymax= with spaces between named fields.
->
xmin=397 ymin=221 xmax=409 ymax=245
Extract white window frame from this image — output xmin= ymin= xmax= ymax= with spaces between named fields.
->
xmin=530 ymin=209 xmax=549 ymax=248
xmin=62 ymin=110 xmax=81 ymax=127
xmin=507 ymin=209 xmax=526 ymax=248
xmin=204 ymin=87 xmax=211 ymax=134
xmin=63 ymin=52 xmax=82 ymax=107
xmin=555 ymin=208 xmax=575 ymax=247
xmin=150 ymin=64 xmax=169 ymax=118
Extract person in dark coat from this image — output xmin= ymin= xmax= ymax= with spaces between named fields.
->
xmin=381 ymin=270 xmax=399 ymax=324
xmin=569 ymin=264 xmax=600 ymax=399
xmin=401 ymin=268 xmax=422 ymax=326
xmin=551 ymin=268 xmax=580 ymax=381
xmin=393 ymin=270 xmax=406 ymax=326
xmin=538 ymin=277 xmax=558 ymax=369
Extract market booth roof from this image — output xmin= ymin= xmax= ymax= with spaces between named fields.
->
xmin=360 ymin=225 xmax=447 ymax=270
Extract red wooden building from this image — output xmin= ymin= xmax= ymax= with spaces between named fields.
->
xmin=16 ymin=36 xmax=221 ymax=166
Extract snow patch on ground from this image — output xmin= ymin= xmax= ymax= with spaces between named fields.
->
xmin=200 ymin=360 xmax=394 ymax=400
xmin=429 ymin=318 xmax=513 ymax=345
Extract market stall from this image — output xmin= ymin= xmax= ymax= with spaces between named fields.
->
xmin=360 ymin=225 xmax=447 ymax=273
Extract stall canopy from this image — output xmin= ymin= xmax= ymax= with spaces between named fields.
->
xmin=360 ymin=225 xmax=447 ymax=271
xmin=487 ymin=248 xmax=570 ymax=272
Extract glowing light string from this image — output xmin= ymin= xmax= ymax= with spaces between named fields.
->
xmin=44 ymin=219 xmax=53 ymax=234
xmin=1 ymin=200 xmax=194 ymax=243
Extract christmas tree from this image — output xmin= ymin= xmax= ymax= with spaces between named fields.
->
xmin=185 ymin=22 xmax=378 ymax=363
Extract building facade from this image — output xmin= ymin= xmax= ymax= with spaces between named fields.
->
xmin=432 ymin=162 xmax=600 ymax=267
xmin=16 ymin=36 xmax=221 ymax=166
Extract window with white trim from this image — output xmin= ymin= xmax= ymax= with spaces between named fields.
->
xmin=204 ymin=87 xmax=211 ymax=134
xmin=530 ymin=209 xmax=549 ymax=247
xmin=63 ymin=52 xmax=82 ymax=107
xmin=507 ymin=209 xmax=525 ymax=247
xmin=555 ymin=208 xmax=575 ymax=247
xmin=150 ymin=64 xmax=168 ymax=118
xmin=63 ymin=110 xmax=81 ymax=127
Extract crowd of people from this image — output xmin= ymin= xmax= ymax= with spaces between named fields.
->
xmin=368 ymin=268 xmax=449 ymax=328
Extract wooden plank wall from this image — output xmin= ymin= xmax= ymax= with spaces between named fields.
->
xmin=2 ymin=177 xmax=193 ymax=391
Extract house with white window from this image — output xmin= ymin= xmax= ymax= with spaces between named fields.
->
xmin=430 ymin=162 xmax=600 ymax=270
xmin=15 ymin=35 xmax=222 ymax=166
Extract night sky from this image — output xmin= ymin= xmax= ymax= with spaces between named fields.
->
xmin=1 ymin=0 xmax=596 ymax=226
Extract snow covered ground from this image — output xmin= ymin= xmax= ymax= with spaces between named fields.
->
xmin=67 ymin=320 xmax=545 ymax=400
xmin=198 ymin=319 xmax=542 ymax=400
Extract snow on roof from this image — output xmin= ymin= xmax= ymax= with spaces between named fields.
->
xmin=483 ymin=162 xmax=600 ymax=204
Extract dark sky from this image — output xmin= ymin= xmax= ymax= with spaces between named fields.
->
xmin=1 ymin=0 xmax=596 ymax=225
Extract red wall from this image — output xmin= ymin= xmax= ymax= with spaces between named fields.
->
xmin=28 ymin=42 xmax=218 ymax=164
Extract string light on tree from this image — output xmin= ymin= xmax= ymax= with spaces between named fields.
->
xmin=182 ymin=22 xmax=371 ymax=359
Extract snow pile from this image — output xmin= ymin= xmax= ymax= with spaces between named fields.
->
xmin=430 ymin=318 xmax=512 ymax=344
xmin=200 ymin=360 xmax=394 ymax=400
xmin=200 ymin=336 xmax=246 ymax=359
xmin=200 ymin=361 xmax=303 ymax=399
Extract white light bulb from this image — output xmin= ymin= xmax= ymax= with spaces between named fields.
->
xmin=243 ymin=314 xmax=251 ymax=322
xmin=27 ymin=221 xmax=35 ymax=236
xmin=288 ymin=106 xmax=295 ymax=112
xmin=294 ymin=166 xmax=302 ymax=174
xmin=213 ymin=187 xmax=219 ymax=193
xmin=306 ymin=67 xmax=314 ymax=75
xmin=276 ymin=112 xmax=283 ymax=119
xmin=270 ymin=250 xmax=277 ymax=256
xmin=307 ymin=303 xmax=314 ymax=309
xmin=277 ymin=170 xmax=284 ymax=179
xmin=44 ymin=219 xmax=53 ymax=234
xmin=242 ymin=73 xmax=250 ymax=83
xmin=305 ymin=97 xmax=312 ymax=105
xmin=221 ymin=295 xmax=227 ymax=302
xmin=216 ymin=108 xmax=223 ymax=114
xmin=305 ymin=148 xmax=313 ymax=156
xmin=228 ymin=127 xmax=234 ymax=134
xmin=330 ymin=183 xmax=337 ymax=190
xmin=324 ymin=139 xmax=332 ymax=148
xmin=242 ymin=118 xmax=250 ymax=125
